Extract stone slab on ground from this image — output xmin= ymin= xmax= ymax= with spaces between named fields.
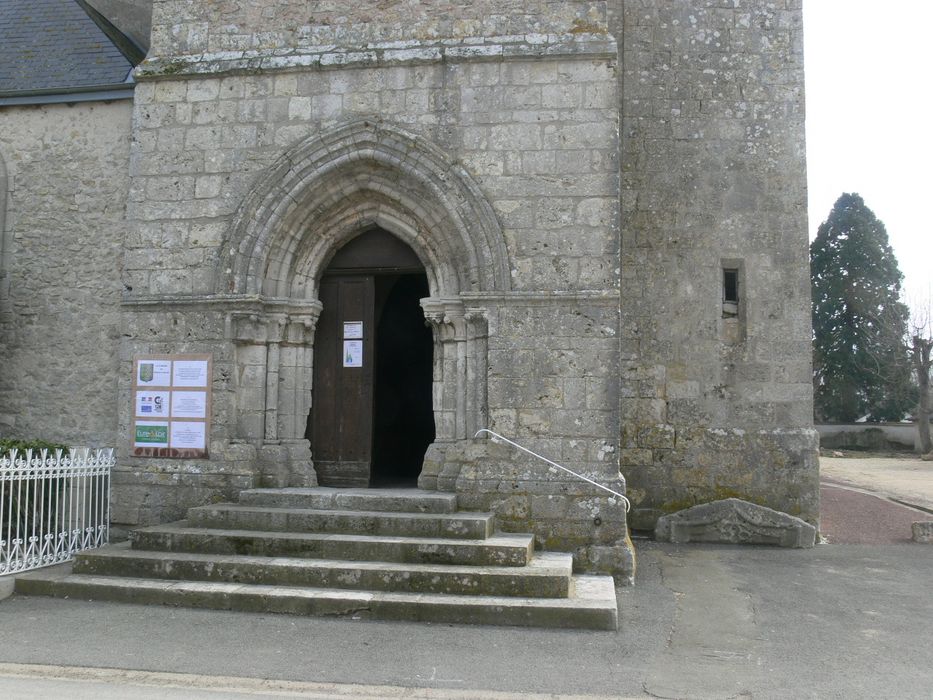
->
xmin=912 ymin=521 xmax=933 ymax=543
xmin=654 ymin=498 xmax=816 ymax=548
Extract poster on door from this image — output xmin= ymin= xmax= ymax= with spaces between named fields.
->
xmin=132 ymin=353 xmax=211 ymax=458
xmin=343 ymin=340 xmax=363 ymax=367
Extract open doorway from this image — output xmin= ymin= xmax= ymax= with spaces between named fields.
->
xmin=308 ymin=229 xmax=435 ymax=488
xmin=371 ymin=274 xmax=434 ymax=486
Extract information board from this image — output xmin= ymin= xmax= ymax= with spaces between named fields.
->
xmin=132 ymin=354 xmax=212 ymax=458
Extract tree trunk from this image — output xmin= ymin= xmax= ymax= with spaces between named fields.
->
xmin=912 ymin=335 xmax=932 ymax=455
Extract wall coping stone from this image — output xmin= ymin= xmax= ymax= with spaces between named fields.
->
xmin=135 ymin=34 xmax=617 ymax=81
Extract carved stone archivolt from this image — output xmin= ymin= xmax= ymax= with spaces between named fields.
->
xmin=217 ymin=119 xmax=512 ymax=299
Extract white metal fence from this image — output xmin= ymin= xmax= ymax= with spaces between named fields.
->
xmin=1 ymin=447 xmax=114 ymax=576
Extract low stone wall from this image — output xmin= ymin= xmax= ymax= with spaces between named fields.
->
xmin=421 ymin=438 xmax=635 ymax=581
xmin=817 ymin=424 xmax=920 ymax=452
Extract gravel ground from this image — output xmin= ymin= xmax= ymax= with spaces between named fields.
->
xmin=819 ymin=453 xmax=933 ymax=544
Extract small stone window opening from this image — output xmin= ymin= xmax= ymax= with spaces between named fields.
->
xmin=722 ymin=268 xmax=739 ymax=318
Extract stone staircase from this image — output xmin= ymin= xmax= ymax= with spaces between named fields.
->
xmin=15 ymin=488 xmax=619 ymax=630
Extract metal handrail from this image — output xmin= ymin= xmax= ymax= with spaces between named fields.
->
xmin=473 ymin=429 xmax=631 ymax=512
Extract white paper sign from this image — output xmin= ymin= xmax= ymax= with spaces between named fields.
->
xmin=137 ymin=360 xmax=172 ymax=386
xmin=135 ymin=390 xmax=170 ymax=418
xmin=343 ymin=340 xmax=363 ymax=367
xmin=173 ymin=360 xmax=209 ymax=387
xmin=170 ymin=421 xmax=206 ymax=450
xmin=343 ymin=321 xmax=363 ymax=339
xmin=171 ymin=391 xmax=207 ymax=419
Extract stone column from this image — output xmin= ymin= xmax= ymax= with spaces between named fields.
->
xmin=277 ymin=305 xmax=321 ymax=487
xmin=465 ymin=308 xmax=489 ymax=437
xmin=263 ymin=314 xmax=287 ymax=443
xmin=423 ymin=298 xmax=462 ymax=441
xmin=229 ymin=302 xmax=321 ymax=488
xmin=421 ymin=298 xmax=489 ymax=442
xmin=230 ymin=313 xmax=270 ymax=445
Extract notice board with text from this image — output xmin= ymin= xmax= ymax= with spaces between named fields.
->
xmin=132 ymin=354 xmax=212 ymax=458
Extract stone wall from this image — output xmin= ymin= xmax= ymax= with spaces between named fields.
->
xmin=149 ymin=0 xmax=611 ymax=56
xmin=0 ymin=101 xmax=133 ymax=447
xmin=0 ymin=1 xmax=818 ymax=574
xmin=616 ymin=0 xmax=818 ymax=528
xmin=126 ymin=53 xmax=619 ymax=296
xmin=119 ymin=5 xmax=628 ymax=565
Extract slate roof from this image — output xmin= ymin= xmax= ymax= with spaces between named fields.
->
xmin=0 ymin=0 xmax=142 ymax=97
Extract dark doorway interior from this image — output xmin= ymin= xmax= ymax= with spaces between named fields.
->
xmin=307 ymin=228 xmax=434 ymax=488
xmin=371 ymin=274 xmax=434 ymax=486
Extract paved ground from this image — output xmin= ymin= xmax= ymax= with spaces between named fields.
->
xmin=0 ymin=454 xmax=930 ymax=699
xmin=820 ymin=481 xmax=933 ymax=544
xmin=820 ymin=455 xmax=933 ymax=511
xmin=819 ymin=453 xmax=933 ymax=545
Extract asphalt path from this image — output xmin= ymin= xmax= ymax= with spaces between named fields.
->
xmin=1 ymin=540 xmax=931 ymax=699
xmin=0 ymin=455 xmax=930 ymax=698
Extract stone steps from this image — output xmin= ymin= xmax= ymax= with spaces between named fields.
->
xmin=74 ymin=543 xmax=573 ymax=597
xmin=238 ymin=487 xmax=457 ymax=513
xmin=15 ymin=487 xmax=619 ymax=630
xmin=132 ymin=523 xmax=535 ymax=567
xmin=15 ymin=567 xmax=618 ymax=630
xmin=187 ymin=504 xmax=494 ymax=540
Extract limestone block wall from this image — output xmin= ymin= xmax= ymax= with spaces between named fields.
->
xmin=119 ymin=5 xmax=627 ymax=550
xmin=0 ymin=101 xmax=132 ymax=447
xmin=616 ymin=1 xmax=818 ymax=528
xmin=125 ymin=55 xmax=619 ymax=295
xmin=112 ymin=301 xmax=261 ymax=525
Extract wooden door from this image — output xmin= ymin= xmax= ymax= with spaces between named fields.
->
xmin=310 ymin=275 xmax=375 ymax=487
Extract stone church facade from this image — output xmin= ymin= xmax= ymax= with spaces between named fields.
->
xmin=0 ymin=1 xmax=817 ymax=577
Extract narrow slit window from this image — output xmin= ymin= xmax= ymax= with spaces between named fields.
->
xmin=722 ymin=268 xmax=739 ymax=318
xmin=723 ymin=269 xmax=739 ymax=304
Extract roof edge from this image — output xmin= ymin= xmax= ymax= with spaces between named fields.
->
xmin=0 ymin=84 xmax=135 ymax=107
xmin=76 ymin=0 xmax=147 ymax=65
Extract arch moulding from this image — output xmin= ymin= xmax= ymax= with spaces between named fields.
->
xmin=218 ymin=119 xmax=511 ymax=299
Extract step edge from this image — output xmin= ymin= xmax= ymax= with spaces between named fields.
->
xmin=77 ymin=548 xmax=572 ymax=577
xmin=25 ymin=572 xmax=616 ymax=608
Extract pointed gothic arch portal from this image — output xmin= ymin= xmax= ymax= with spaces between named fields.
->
xmin=222 ymin=121 xmax=506 ymax=488
xmin=308 ymin=228 xmax=435 ymax=487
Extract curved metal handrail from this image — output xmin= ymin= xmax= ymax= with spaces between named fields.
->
xmin=474 ymin=429 xmax=631 ymax=512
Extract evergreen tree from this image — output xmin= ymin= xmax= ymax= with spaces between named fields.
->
xmin=810 ymin=193 xmax=913 ymax=422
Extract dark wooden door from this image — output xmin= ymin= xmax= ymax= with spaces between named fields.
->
xmin=310 ymin=275 xmax=375 ymax=487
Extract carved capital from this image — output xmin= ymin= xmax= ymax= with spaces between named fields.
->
xmin=230 ymin=312 xmax=269 ymax=345
xmin=229 ymin=299 xmax=323 ymax=346
xmin=421 ymin=297 xmax=467 ymax=341
xmin=465 ymin=307 xmax=489 ymax=338
xmin=283 ymin=308 xmax=321 ymax=345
